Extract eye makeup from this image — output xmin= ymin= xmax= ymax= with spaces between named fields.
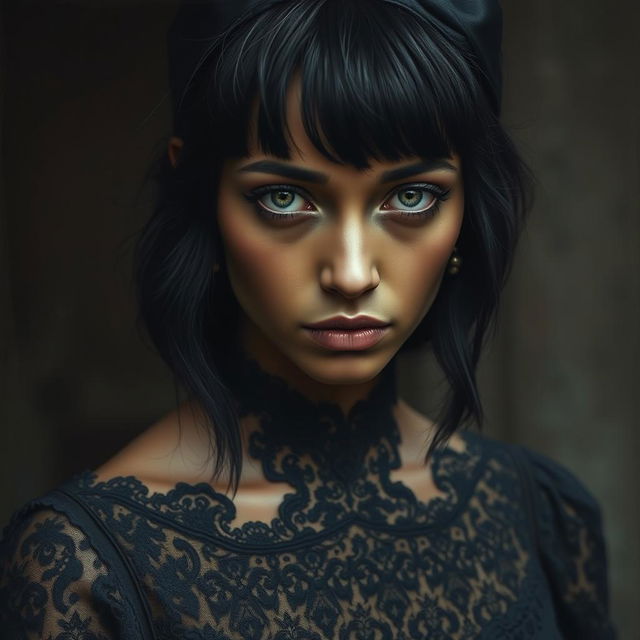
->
xmin=243 ymin=184 xmax=318 ymax=223
xmin=379 ymin=183 xmax=451 ymax=220
xmin=242 ymin=182 xmax=452 ymax=225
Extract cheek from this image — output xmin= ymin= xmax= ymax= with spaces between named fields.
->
xmin=217 ymin=200 xmax=303 ymax=325
xmin=391 ymin=204 xmax=463 ymax=318
xmin=393 ymin=244 xmax=447 ymax=314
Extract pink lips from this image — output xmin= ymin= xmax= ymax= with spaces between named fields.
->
xmin=303 ymin=315 xmax=391 ymax=351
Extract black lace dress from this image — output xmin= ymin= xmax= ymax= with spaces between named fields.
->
xmin=0 ymin=347 xmax=617 ymax=639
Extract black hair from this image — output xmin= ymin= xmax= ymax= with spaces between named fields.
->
xmin=135 ymin=0 xmax=532 ymax=494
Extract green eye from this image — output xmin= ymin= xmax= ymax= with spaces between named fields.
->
xmin=249 ymin=186 xmax=315 ymax=214
xmin=381 ymin=183 xmax=451 ymax=219
xmin=396 ymin=189 xmax=431 ymax=208
xmin=244 ymin=184 xmax=318 ymax=223
xmin=270 ymin=190 xmax=296 ymax=209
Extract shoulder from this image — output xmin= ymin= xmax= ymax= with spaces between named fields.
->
xmin=470 ymin=433 xmax=607 ymax=545
xmin=512 ymin=441 xmax=609 ymax=579
xmin=455 ymin=432 xmax=617 ymax=637
xmin=1 ymin=503 xmax=96 ymax=575
xmin=0 ymin=501 xmax=134 ymax=638
xmin=513 ymin=441 xmax=604 ymax=532
xmin=495 ymin=438 xmax=617 ymax=639
xmin=93 ymin=401 xmax=216 ymax=493
xmin=460 ymin=431 xmax=603 ymax=517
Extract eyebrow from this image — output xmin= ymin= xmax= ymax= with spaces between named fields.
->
xmin=237 ymin=159 xmax=457 ymax=184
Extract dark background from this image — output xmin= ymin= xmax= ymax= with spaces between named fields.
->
xmin=0 ymin=1 xmax=638 ymax=635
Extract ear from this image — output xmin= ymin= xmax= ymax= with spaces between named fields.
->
xmin=168 ymin=136 xmax=184 ymax=168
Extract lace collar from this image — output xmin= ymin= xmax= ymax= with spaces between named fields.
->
xmin=215 ymin=340 xmax=401 ymax=486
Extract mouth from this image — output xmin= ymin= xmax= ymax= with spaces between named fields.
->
xmin=303 ymin=326 xmax=390 ymax=351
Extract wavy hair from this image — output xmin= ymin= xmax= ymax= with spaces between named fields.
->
xmin=135 ymin=0 xmax=532 ymax=494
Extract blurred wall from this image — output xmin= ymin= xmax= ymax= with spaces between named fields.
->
xmin=1 ymin=0 xmax=638 ymax=636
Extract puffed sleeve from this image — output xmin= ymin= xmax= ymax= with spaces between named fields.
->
xmin=0 ymin=504 xmax=134 ymax=640
xmin=522 ymin=446 xmax=618 ymax=640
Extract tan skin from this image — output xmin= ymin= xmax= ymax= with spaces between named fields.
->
xmin=95 ymin=83 xmax=467 ymax=527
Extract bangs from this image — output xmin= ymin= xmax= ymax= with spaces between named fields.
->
xmin=201 ymin=0 xmax=486 ymax=168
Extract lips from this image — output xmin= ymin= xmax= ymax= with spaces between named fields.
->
xmin=303 ymin=315 xmax=391 ymax=330
xmin=304 ymin=325 xmax=390 ymax=351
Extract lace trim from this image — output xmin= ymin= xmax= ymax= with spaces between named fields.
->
xmin=62 ymin=431 xmax=486 ymax=548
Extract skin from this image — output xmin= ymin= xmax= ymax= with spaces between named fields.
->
xmin=94 ymin=81 xmax=466 ymax=519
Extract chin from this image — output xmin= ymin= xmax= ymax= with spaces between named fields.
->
xmin=295 ymin=347 xmax=396 ymax=384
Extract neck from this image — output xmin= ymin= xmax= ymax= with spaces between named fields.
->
xmin=215 ymin=332 xmax=400 ymax=485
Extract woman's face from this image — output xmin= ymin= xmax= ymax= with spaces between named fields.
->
xmin=216 ymin=84 xmax=464 ymax=404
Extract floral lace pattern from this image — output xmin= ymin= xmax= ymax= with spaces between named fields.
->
xmin=0 ymin=346 xmax=617 ymax=639
xmin=0 ymin=506 xmax=134 ymax=639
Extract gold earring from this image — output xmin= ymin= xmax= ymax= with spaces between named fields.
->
xmin=447 ymin=248 xmax=462 ymax=275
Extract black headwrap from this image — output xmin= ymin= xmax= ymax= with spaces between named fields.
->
xmin=167 ymin=0 xmax=503 ymax=135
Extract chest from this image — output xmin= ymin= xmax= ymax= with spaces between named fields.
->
xmin=131 ymin=517 xmax=547 ymax=640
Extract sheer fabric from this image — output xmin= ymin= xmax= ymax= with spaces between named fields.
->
xmin=0 ymin=349 xmax=617 ymax=639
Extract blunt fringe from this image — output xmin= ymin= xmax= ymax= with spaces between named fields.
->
xmin=135 ymin=0 xmax=532 ymax=495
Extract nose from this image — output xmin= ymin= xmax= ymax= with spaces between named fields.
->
xmin=319 ymin=217 xmax=381 ymax=299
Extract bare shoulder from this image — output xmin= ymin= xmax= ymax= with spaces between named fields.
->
xmin=92 ymin=407 xmax=295 ymax=526
xmin=93 ymin=402 xmax=214 ymax=493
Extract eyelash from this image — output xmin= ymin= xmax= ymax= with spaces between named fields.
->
xmin=243 ymin=182 xmax=451 ymax=224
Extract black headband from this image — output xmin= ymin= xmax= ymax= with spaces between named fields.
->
xmin=167 ymin=0 xmax=503 ymax=133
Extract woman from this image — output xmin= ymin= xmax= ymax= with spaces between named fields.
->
xmin=0 ymin=0 xmax=617 ymax=638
